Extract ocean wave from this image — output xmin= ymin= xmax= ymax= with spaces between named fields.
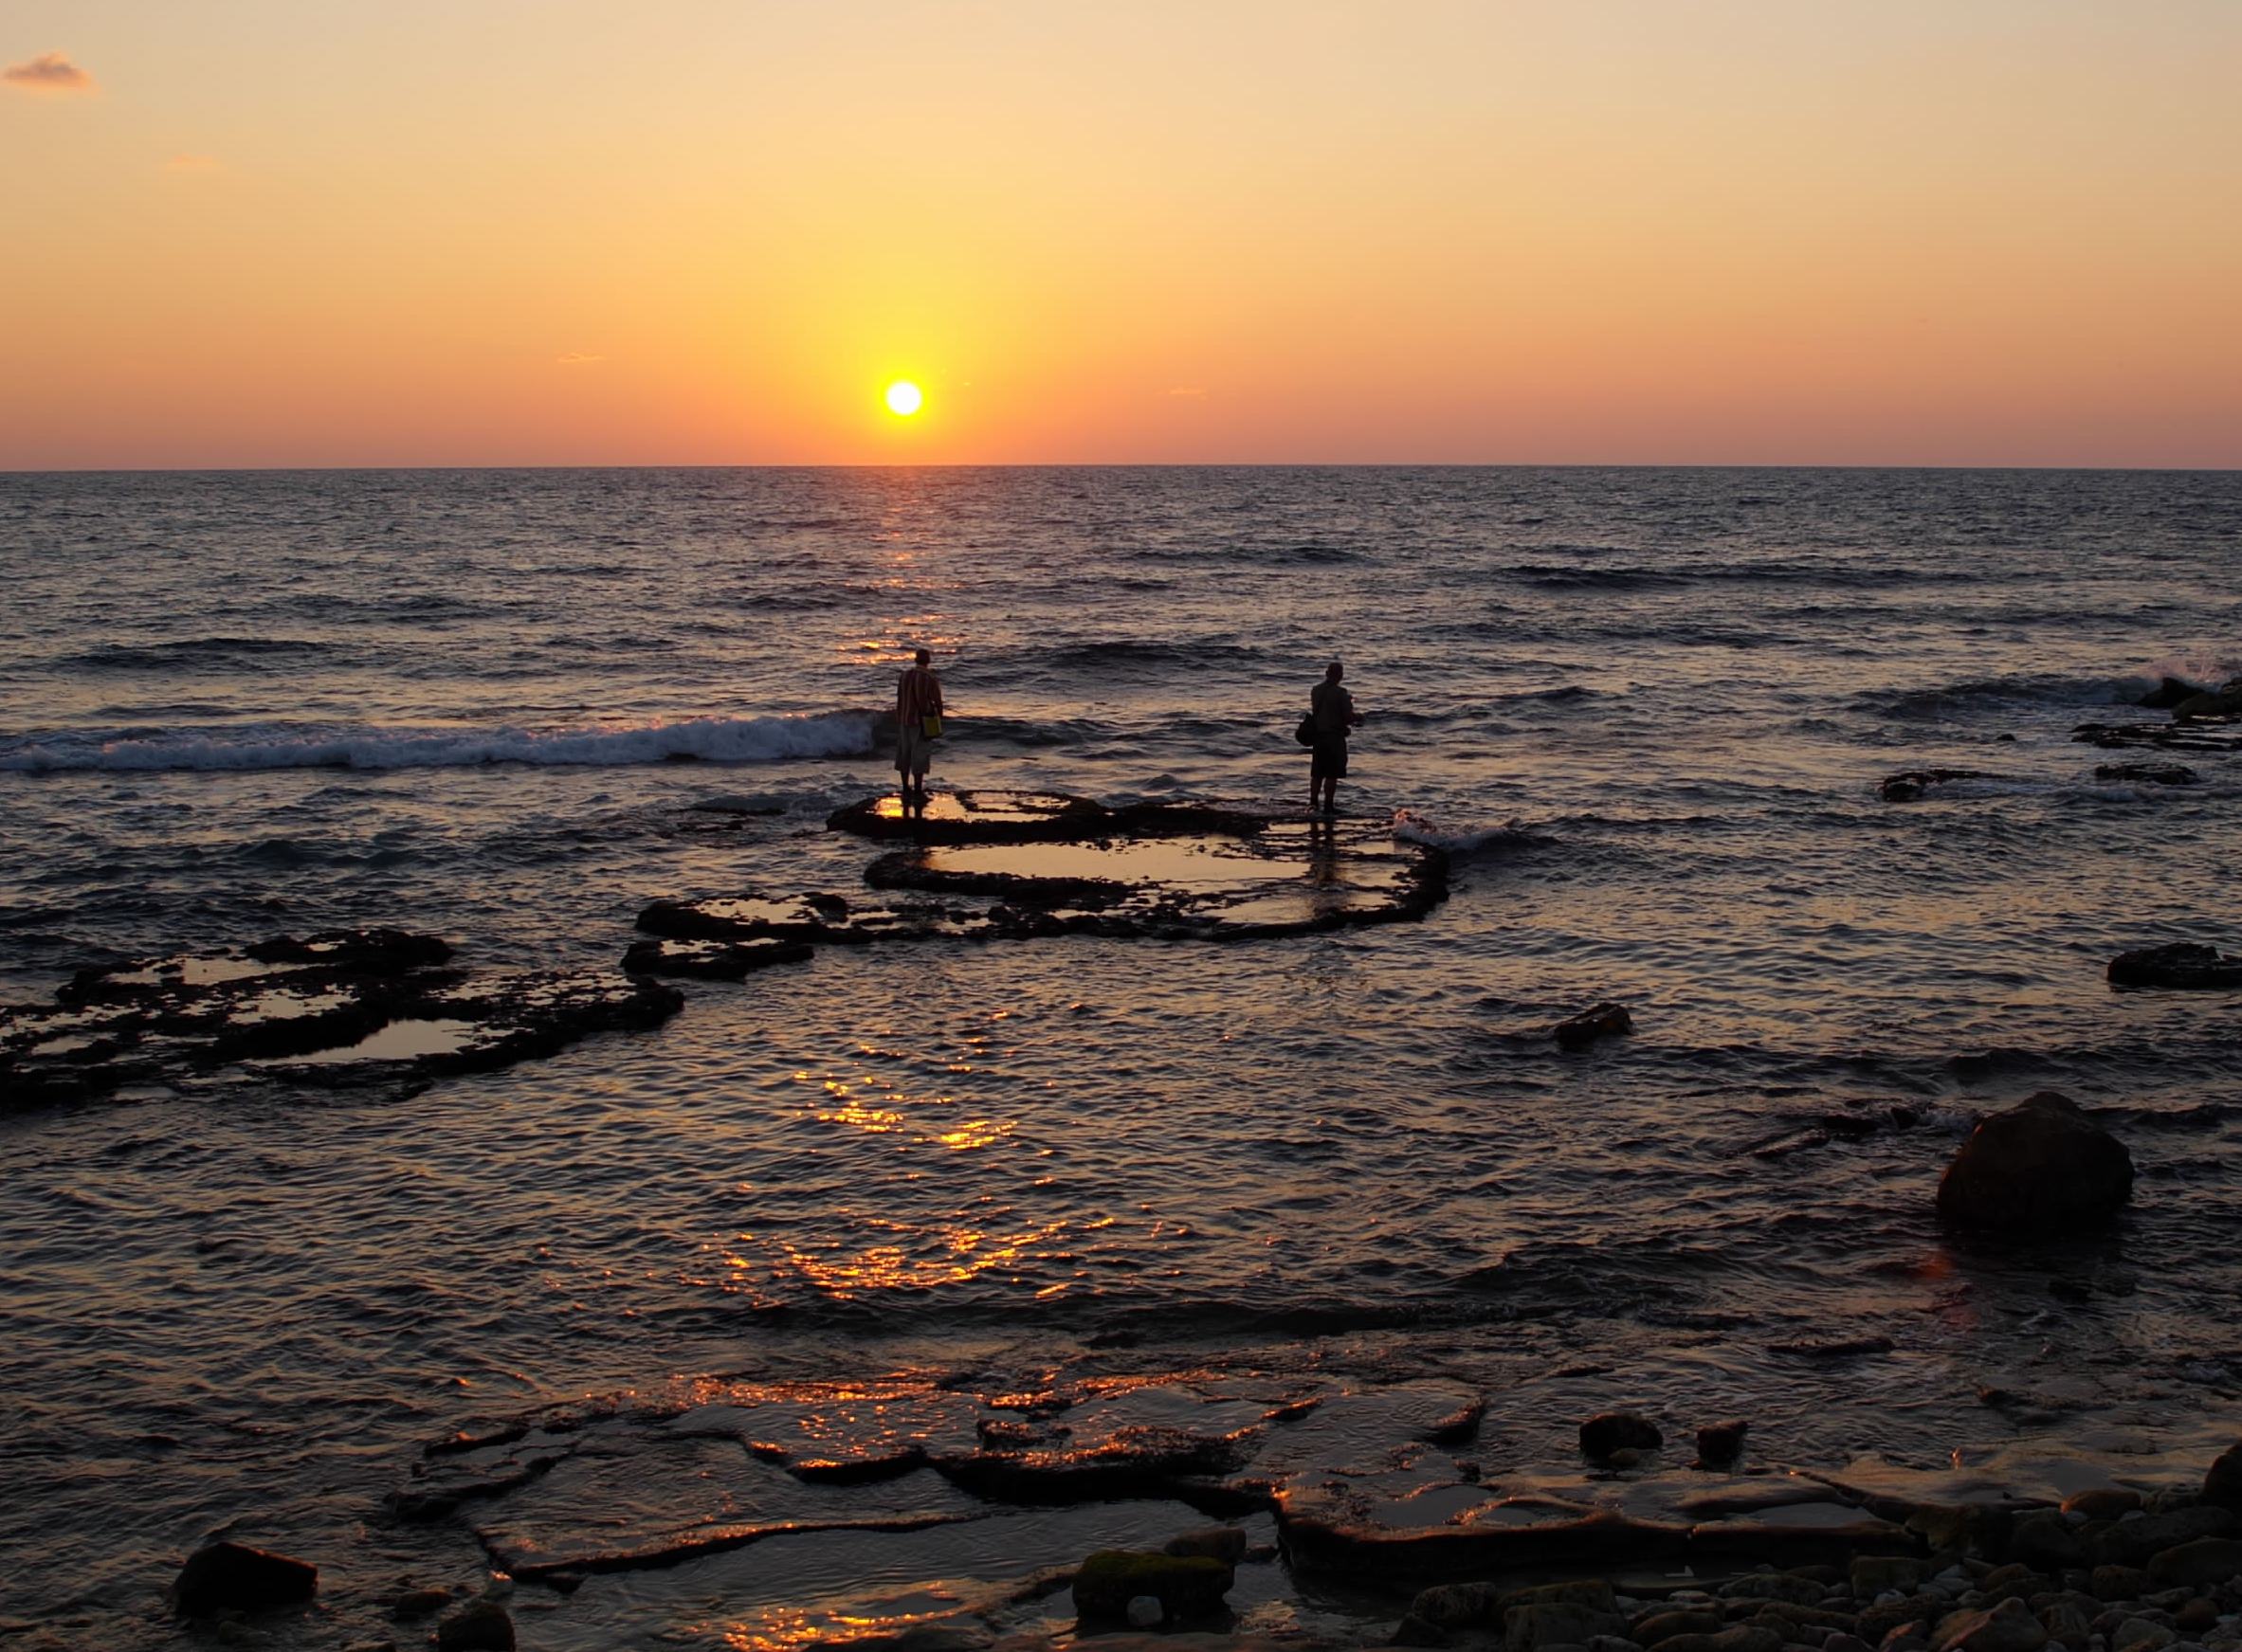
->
xmin=1391 ymin=808 xmax=1542 ymax=853
xmin=0 ymin=712 xmax=879 ymax=774
xmin=1855 ymin=672 xmax=2142 ymax=720
xmin=60 ymin=637 xmax=338 ymax=672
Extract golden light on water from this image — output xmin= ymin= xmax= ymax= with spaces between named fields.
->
xmin=884 ymin=380 xmax=923 ymax=417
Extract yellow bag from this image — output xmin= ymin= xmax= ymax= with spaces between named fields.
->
xmin=920 ymin=714 xmax=943 ymax=739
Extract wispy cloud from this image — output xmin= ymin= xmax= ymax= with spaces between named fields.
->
xmin=556 ymin=353 xmax=606 ymax=366
xmin=1166 ymin=386 xmax=1208 ymax=399
xmin=3 ymin=51 xmax=95 ymax=94
xmin=163 ymin=154 xmax=220 ymax=173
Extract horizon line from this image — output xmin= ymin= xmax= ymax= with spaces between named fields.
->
xmin=5 ymin=459 xmax=2238 ymax=479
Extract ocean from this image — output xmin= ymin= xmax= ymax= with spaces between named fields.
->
xmin=3 ymin=465 xmax=2239 ymax=1648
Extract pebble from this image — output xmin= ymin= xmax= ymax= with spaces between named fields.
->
xmin=1126 ymin=1596 xmax=1163 ymax=1628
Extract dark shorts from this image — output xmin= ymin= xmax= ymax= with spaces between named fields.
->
xmin=1310 ymin=735 xmax=1348 ymax=780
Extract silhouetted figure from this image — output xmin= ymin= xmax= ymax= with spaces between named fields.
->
xmin=1307 ymin=660 xmax=1363 ymax=814
xmin=896 ymin=647 xmax=943 ymax=815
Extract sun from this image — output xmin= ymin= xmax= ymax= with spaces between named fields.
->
xmin=884 ymin=380 xmax=924 ymax=417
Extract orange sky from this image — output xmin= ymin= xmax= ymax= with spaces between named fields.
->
xmin=4 ymin=1 xmax=2239 ymax=469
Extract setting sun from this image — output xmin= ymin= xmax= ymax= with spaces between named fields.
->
xmin=884 ymin=381 xmax=923 ymax=418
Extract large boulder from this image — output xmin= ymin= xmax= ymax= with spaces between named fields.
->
xmin=2134 ymin=677 xmax=2203 ymax=711
xmin=2093 ymin=1504 xmax=2238 ymax=1567
xmin=2204 ymin=1441 xmax=2242 ymax=1510
xmin=1934 ymin=1092 xmax=2133 ymax=1235
xmin=173 ymin=1540 xmax=319 ymax=1617
xmin=2170 ymin=678 xmax=2242 ymax=719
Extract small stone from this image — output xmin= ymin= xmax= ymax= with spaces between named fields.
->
xmin=390 ymin=1587 xmax=452 ymax=1619
xmin=1508 ymin=1602 xmax=1629 ymax=1651
xmin=2113 ymin=1622 xmax=2175 ymax=1652
xmin=1394 ymin=1613 xmax=1450 ymax=1647
xmin=1936 ymin=1598 xmax=2050 ymax=1652
xmin=2013 ymin=1517 xmax=2090 ymax=1572
xmin=1511 ymin=1583 xmax=1620 ymax=1613
xmin=1722 ymin=1575 xmax=1827 ymax=1607
xmin=1636 ymin=1611 xmax=1727 ymax=1643
xmin=173 ymin=1541 xmax=319 ymax=1618
xmin=1830 ymin=1638 xmax=1876 ymax=1652
xmin=1587 ymin=1638 xmax=1645 ymax=1652
xmin=2098 ymin=1570 xmax=2156 ymax=1602
xmin=2178 ymin=1604 xmax=2220 ymax=1634
xmin=434 ymin=1600 xmax=516 ymax=1652
xmin=1413 ymin=1582 xmax=1500 ymax=1628
xmin=1646 ymin=1628 xmax=1782 ymax=1652
xmin=1982 ymin=1569 xmax=2053 ymax=1603
xmin=2070 ymin=1493 xmax=2146 ymax=1522
xmin=1127 ymin=1595 xmax=1164 ymax=1628
xmin=1858 ymin=1562 xmax=1929 ymax=1599
xmin=2043 ymin=1604 xmax=2095 ymax=1646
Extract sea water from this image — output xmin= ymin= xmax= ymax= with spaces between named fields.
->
xmin=2 ymin=466 xmax=2238 ymax=1643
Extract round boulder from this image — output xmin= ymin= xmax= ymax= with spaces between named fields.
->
xmin=1934 ymin=1092 xmax=2133 ymax=1235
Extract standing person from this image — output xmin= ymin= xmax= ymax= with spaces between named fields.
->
xmin=895 ymin=647 xmax=944 ymax=812
xmin=1308 ymin=660 xmax=1363 ymax=815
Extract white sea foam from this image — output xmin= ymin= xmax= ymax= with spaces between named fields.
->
xmin=0 ymin=712 xmax=879 ymax=774
xmin=1391 ymin=808 xmax=1535 ymax=853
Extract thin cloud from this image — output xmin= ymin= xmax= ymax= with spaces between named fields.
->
xmin=3 ymin=51 xmax=96 ymax=93
xmin=556 ymin=353 xmax=606 ymax=366
xmin=163 ymin=154 xmax=220 ymax=173
xmin=1166 ymin=387 xmax=1208 ymax=399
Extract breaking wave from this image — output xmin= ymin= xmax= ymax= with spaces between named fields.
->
xmin=0 ymin=712 xmax=880 ymax=774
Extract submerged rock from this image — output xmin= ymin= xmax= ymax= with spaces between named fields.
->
xmin=435 ymin=1598 xmax=517 ymax=1651
xmin=645 ymin=795 xmax=1449 ymax=948
xmin=173 ymin=1539 xmax=319 ymax=1617
xmin=2106 ymin=942 xmax=2242 ymax=990
xmin=1880 ymin=770 xmax=1998 ymax=802
xmin=2171 ymin=678 xmax=2242 ymax=718
xmin=0 ymin=931 xmax=681 ymax=1107
xmin=1553 ymin=1003 xmax=1633 ymax=1050
xmin=2094 ymin=762 xmax=2201 ymax=787
xmin=1693 ymin=1419 xmax=1749 ymax=1470
xmin=1934 ymin=1091 xmax=2133 ymax=1235
xmin=620 ymin=935 xmax=814 ymax=981
xmin=2134 ymin=677 xmax=2205 ymax=711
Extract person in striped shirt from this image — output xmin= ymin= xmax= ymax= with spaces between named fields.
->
xmin=895 ymin=647 xmax=944 ymax=812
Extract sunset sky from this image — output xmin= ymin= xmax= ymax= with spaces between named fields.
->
xmin=5 ymin=1 xmax=2238 ymax=469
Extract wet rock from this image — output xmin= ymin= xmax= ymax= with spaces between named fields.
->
xmin=2072 ymin=717 xmax=2242 ymax=754
xmin=1831 ymin=1637 xmax=1879 ymax=1652
xmin=1163 ymin=1526 xmax=1249 ymax=1564
xmin=2176 ymin=1601 xmax=2219 ymax=1634
xmin=2010 ymin=1518 xmax=2088 ymax=1572
xmin=2205 ymin=1444 xmax=2242 ymax=1512
xmin=2094 ymin=1569 xmax=2154 ymax=1602
xmin=1071 ymin=1550 xmax=1232 ymax=1621
xmin=1126 ymin=1595 xmax=1164 ymax=1628
xmin=1581 ymin=1412 xmax=1664 ymax=1460
xmin=1934 ymin=1092 xmax=2134 ymax=1235
xmin=2040 ymin=1604 xmax=2094 ymax=1646
xmin=1934 ymin=1597 xmax=2050 ymax=1652
xmin=1394 ymin=1613 xmax=1451 ymax=1647
xmin=2134 ymin=678 xmax=2204 ymax=712
xmin=2111 ymin=1619 xmax=2175 ymax=1652
xmin=1721 ymin=1574 xmax=1826 ymax=1606
xmin=434 ymin=1599 xmax=517 ymax=1651
xmin=1512 ymin=1582 xmax=1619 ymax=1613
xmin=1979 ymin=1566 xmax=2052 ymax=1603
xmin=620 ymin=935 xmax=812 ymax=981
xmin=1694 ymin=1420 xmax=1750 ymax=1471
xmin=2148 ymin=1541 xmax=2242 ymax=1588
xmin=1881 ymin=770 xmax=1998 ymax=803
xmin=827 ymin=790 xmax=1269 ymax=845
xmin=1413 ymin=1582 xmax=1501 ymax=1628
xmin=2100 ymin=1512 xmax=2240 ymax=1569
xmin=2 ymin=933 xmax=682 ymax=1106
xmin=173 ymin=1540 xmax=319 ymax=1617
xmin=1855 ymin=1560 xmax=1927 ymax=1599
xmin=390 ymin=1587 xmax=453 ymax=1619
xmin=1554 ymin=1003 xmax=1633 ymax=1050
xmin=1507 ymin=1602 xmax=1629 ymax=1651
xmin=1862 ymin=1597 xmax=1955 ymax=1642
xmin=2171 ymin=681 xmax=2242 ymax=719
xmin=1424 ymin=1397 xmax=1486 ymax=1445
xmin=1646 ymin=1627 xmax=1783 ymax=1652
xmin=2094 ymin=763 xmax=2200 ymax=788
xmin=2106 ymin=945 xmax=2242 ymax=990
xmin=2066 ymin=1491 xmax=2144 ymax=1522
xmin=1637 ymin=1611 xmax=1727 ymax=1643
